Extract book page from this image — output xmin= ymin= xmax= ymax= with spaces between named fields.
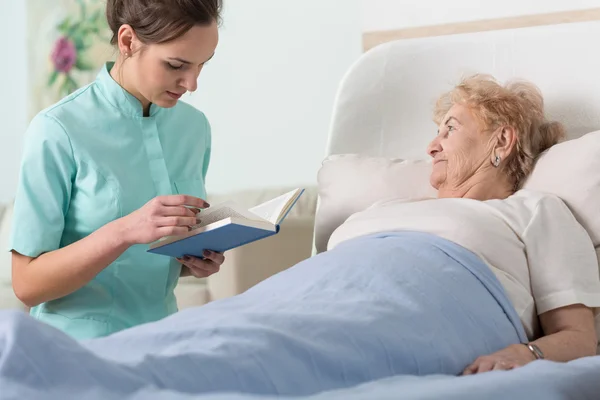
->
xmin=192 ymin=201 xmax=263 ymax=229
xmin=249 ymin=190 xmax=298 ymax=225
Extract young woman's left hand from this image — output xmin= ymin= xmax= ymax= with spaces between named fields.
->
xmin=462 ymin=344 xmax=536 ymax=375
xmin=177 ymin=250 xmax=225 ymax=278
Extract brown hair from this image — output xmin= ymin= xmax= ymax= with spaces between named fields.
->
xmin=434 ymin=74 xmax=565 ymax=189
xmin=106 ymin=0 xmax=223 ymax=45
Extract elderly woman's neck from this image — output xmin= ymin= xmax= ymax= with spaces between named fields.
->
xmin=438 ymin=174 xmax=515 ymax=201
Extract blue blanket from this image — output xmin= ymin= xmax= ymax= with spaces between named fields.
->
xmin=0 ymin=232 xmax=531 ymax=399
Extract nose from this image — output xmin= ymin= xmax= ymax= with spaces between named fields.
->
xmin=180 ymin=68 xmax=200 ymax=93
xmin=182 ymin=74 xmax=198 ymax=93
xmin=427 ymin=135 xmax=442 ymax=158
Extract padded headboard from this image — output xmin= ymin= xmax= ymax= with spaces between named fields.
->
xmin=326 ymin=20 xmax=600 ymax=160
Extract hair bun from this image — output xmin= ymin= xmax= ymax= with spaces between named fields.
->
xmin=105 ymin=0 xmax=222 ymax=45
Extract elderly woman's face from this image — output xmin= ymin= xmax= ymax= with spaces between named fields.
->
xmin=427 ymin=103 xmax=492 ymax=191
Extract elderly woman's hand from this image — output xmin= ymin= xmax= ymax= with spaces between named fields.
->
xmin=462 ymin=344 xmax=535 ymax=375
xmin=177 ymin=250 xmax=224 ymax=278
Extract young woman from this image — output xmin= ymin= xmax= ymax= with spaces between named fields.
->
xmin=10 ymin=0 xmax=225 ymax=339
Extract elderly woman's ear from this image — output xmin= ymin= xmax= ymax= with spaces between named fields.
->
xmin=491 ymin=126 xmax=517 ymax=168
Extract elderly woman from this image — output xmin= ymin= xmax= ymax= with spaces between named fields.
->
xmin=0 ymin=75 xmax=598 ymax=398
xmin=328 ymin=74 xmax=600 ymax=374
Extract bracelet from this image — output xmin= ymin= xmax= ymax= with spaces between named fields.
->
xmin=525 ymin=343 xmax=544 ymax=360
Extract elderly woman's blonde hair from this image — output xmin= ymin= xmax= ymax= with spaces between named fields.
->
xmin=433 ymin=74 xmax=565 ymax=188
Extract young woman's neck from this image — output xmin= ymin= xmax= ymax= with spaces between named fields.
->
xmin=110 ymin=59 xmax=152 ymax=116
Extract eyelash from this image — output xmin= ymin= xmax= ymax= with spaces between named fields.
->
xmin=167 ymin=63 xmax=184 ymax=70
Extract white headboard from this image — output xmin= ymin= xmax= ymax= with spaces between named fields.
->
xmin=326 ymin=20 xmax=600 ymax=160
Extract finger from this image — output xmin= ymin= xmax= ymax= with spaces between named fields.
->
xmin=462 ymin=364 xmax=477 ymax=376
xmin=176 ymin=261 xmax=209 ymax=278
xmin=158 ymin=216 xmax=197 ymax=228
xmin=179 ymin=261 xmax=218 ymax=278
xmin=183 ymin=256 xmax=220 ymax=274
xmin=157 ymin=226 xmax=190 ymax=237
xmin=202 ymin=250 xmax=225 ymax=265
xmin=492 ymin=362 xmax=508 ymax=371
xmin=188 ymin=268 xmax=208 ymax=278
xmin=508 ymin=361 xmax=524 ymax=370
xmin=476 ymin=360 xmax=496 ymax=374
xmin=176 ymin=260 xmax=205 ymax=278
xmin=159 ymin=195 xmax=209 ymax=209
xmin=189 ymin=266 xmax=212 ymax=278
xmin=178 ymin=263 xmax=192 ymax=277
xmin=160 ymin=206 xmax=197 ymax=218
xmin=191 ymin=258 xmax=221 ymax=274
xmin=463 ymin=357 xmax=484 ymax=376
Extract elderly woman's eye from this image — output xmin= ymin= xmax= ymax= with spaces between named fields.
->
xmin=447 ymin=125 xmax=455 ymax=133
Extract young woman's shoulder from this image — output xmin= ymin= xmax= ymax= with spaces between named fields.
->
xmin=164 ymin=101 xmax=212 ymax=144
xmin=29 ymin=81 xmax=105 ymax=140
xmin=170 ymin=101 xmax=209 ymax=125
xmin=23 ymin=81 xmax=113 ymax=162
xmin=39 ymin=82 xmax=98 ymax=119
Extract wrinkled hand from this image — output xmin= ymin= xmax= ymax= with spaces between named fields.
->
xmin=463 ymin=344 xmax=536 ymax=375
xmin=118 ymin=195 xmax=208 ymax=245
xmin=178 ymin=250 xmax=225 ymax=278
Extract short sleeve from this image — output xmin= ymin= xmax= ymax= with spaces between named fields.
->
xmin=9 ymin=113 xmax=76 ymax=258
xmin=201 ymin=116 xmax=211 ymax=182
xmin=523 ymin=195 xmax=600 ymax=315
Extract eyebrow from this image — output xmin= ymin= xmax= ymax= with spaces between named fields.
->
xmin=444 ymin=116 xmax=461 ymax=125
xmin=168 ymin=53 xmax=215 ymax=65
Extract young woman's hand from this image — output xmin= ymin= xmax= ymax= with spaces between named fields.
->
xmin=178 ymin=250 xmax=225 ymax=278
xmin=117 ymin=194 xmax=209 ymax=245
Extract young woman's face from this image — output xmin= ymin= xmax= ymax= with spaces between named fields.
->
xmin=128 ymin=21 xmax=219 ymax=109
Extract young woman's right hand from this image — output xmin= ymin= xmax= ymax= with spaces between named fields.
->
xmin=117 ymin=195 xmax=209 ymax=245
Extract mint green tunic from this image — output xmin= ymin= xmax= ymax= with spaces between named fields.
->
xmin=10 ymin=62 xmax=211 ymax=339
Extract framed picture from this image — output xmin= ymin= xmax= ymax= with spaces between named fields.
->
xmin=27 ymin=0 xmax=113 ymax=119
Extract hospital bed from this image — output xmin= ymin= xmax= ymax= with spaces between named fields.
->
xmin=2 ymin=18 xmax=600 ymax=400
xmin=309 ymin=17 xmax=600 ymax=399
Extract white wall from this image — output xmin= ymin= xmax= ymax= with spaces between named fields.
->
xmin=363 ymin=0 xmax=600 ymax=32
xmin=0 ymin=0 xmax=27 ymax=203
xmin=188 ymin=0 xmax=362 ymax=196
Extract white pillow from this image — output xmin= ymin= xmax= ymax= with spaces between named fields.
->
xmin=315 ymin=130 xmax=600 ymax=253
xmin=522 ymin=130 xmax=600 ymax=247
xmin=314 ymin=155 xmax=436 ymax=253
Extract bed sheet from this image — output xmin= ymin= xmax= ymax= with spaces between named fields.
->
xmin=1 ymin=232 xmax=585 ymax=399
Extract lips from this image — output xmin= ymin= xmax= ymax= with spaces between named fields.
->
xmin=167 ymin=91 xmax=184 ymax=100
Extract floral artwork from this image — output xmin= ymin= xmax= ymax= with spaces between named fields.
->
xmin=28 ymin=0 xmax=113 ymax=118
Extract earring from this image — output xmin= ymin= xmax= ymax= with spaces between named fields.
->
xmin=493 ymin=155 xmax=501 ymax=167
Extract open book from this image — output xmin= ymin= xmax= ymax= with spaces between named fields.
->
xmin=147 ymin=188 xmax=304 ymax=258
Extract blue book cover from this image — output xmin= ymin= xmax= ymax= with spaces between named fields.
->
xmin=147 ymin=188 xmax=304 ymax=259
